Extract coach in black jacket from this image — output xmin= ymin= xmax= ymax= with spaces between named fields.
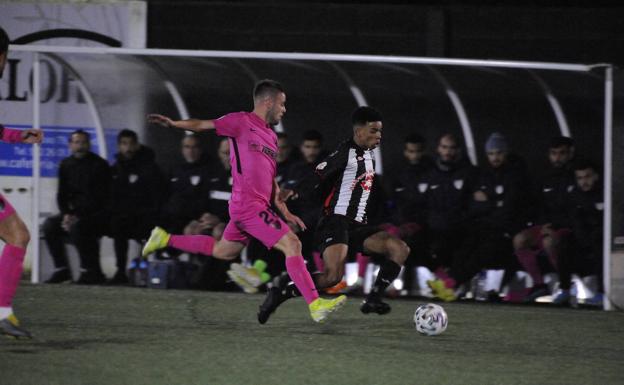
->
xmin=109 ymin=130 xmax=165 ymax=283
xmin=419 ymin=133 xmax=478 ymax=271
xmin=43 ymin=130 xmax=111 ymax=284
xmin=161 ymin=135 xmax=215 ymax=233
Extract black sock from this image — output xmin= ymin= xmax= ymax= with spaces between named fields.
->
xmin=367 ymin=260 xmax=401 ymax=302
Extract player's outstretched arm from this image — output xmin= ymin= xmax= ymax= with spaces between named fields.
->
xmin=147 ymin=114 xmax=216 ymax=132
xmin=21 ymin=129 xmax=44 ymax=144
xmin=0 ymin=125 xmax=43 ymax=144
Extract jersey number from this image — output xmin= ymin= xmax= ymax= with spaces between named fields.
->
xmin=259 ymin=210 xmax=282 ymax=230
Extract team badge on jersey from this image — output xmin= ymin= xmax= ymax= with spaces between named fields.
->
xmin=496 ymin=185 xmax=504 ymax=194
xmin=190 ymin=175 xmax=201 ymax=186
xmin=128 ymin=174 xmax=138 ymax=184
xmin=596 ymin=203 xmax=604 ymax=211
xmin=418 ymin=183 xmax=428 ymax=193
xmin=453 ymin=179 xmax=464 ymax=190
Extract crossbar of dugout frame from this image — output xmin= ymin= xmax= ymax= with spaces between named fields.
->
xmin=10 ymin=44 xmax=597 ymax=72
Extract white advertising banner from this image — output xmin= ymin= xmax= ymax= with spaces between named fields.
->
xmin=0 ymin=1 xmax=147 ymax=274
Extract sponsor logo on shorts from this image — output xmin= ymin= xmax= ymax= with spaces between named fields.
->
xmin=325 ymin=237 xmax=333 ymax=243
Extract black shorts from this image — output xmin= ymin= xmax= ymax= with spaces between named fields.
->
xmin=314 ymin=215 xmax=380 ymax=257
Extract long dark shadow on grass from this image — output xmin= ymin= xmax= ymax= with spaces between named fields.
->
xmin=0 ymin=337 xmax=135 ymax=354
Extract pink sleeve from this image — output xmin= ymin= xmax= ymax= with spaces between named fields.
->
xmin=214 ymin=112 xmax=243 ymax=137
xmin=0 ymin=126 xmax=23 ymax=144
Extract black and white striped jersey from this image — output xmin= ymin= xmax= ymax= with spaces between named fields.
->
xmin=295 ymin=139 xmax=376 ymax=224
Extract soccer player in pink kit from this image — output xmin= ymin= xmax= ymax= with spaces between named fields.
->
xmin=0 ymin=27 xmax=44 ymax=338
xmin=144 ymin=79 xmax=346 ymax=323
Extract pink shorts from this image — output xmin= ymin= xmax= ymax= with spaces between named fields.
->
xmin=0 ymin=193 xmax=16 ymax=222
xmin=223 ymin=205 xmax=290 ymax=249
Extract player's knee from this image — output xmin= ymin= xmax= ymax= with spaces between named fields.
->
xmin=513 ymin=231 xmax=529 ymax=250
xmin=280 ymin=232 xmax=302 ymax=256
xmin=542 ymin=235 xmax=557 ymax=253
xmin=212 ymin=245 xmax=239 ymax=261
xmin=7 ymin=219 xmax=30 ymax=248
xmin=388 ymin=238 xmax=409 ymax=265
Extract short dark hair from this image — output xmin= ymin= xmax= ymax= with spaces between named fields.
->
xmin=437 ymin=132 xmax=459 ymax=147
xmin=405 ymin=133 xmax=425 ymax=145
xmin=277 ymin=132 xmax=288 ymax=140
xmin=69 ymin=129 xmax=90 ymax=142
xmin=253 ymin=79 xmax=284 ymax=101
xmin=0 ymin=27 xmax=9 ymax=54
xmin=301 ymin=129 xmax=323 ymax=144
xmin=549 ymin=136 xmax=575 ymax=149
xmin=117 ymin=129 xmax=138 ymax=143
xmin=182 ymin=133 xmax=201 ymax=144
xmin=573 ymin=158 xmax=599 ymax=173
xmin=352 ymin=106 xmax=382 ymax=126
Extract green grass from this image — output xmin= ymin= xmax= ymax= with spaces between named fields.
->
xmin=1 ymin=284 xmax=623 ymax=385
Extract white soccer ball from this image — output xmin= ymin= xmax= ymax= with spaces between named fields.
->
xmin=414 ymin=303 xmax=448 ymax=336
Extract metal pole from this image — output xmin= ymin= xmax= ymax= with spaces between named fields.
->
xmin=602 ymin=66 xmax=613 ymax=310
xmin=30 ymin=53 xmax=41 ymax=284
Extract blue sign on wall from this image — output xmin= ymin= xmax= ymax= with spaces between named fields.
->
xmin=0 ymin=125 xmax=119 ymax=177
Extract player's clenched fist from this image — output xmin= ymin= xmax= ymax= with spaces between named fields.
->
xmin=147 ymin=114 xmax=174 ymax=128
xmin=21 ymin=129 xmax=43 ymax=144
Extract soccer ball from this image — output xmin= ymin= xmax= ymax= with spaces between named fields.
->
xmin=414 ymin=303 xmax=448 ymax=336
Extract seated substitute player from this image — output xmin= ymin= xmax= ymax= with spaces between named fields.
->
xmin=143 ymin=79 xmax=346 ymax=323
xmin=553 ymin=160 xmax=604 ymax=306
xmin=0 ymin=26 xmax=44 ymax=339
xmin=257 ymin=106 xmax=410 ymax=324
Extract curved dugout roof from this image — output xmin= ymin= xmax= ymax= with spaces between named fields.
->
xmin=12 ymin=46 xmax=610 ymax=175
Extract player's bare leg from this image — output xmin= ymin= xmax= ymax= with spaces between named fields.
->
xmin=360 ymin=231 xmax=409 ymax=315
xmin=0 ymin=212 xmax=32 ymax=339
xmin=258 ymin=232 xmax=347 ymax=324
xmin=314 ymin=244 xmax=349 ymax=289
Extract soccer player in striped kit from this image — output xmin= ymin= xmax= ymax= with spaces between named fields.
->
xmin=0 ymin=27 xmax=44 ymax=338
xmin=144 ymin=79 xmax=346 ymax=323
xmin=257 ymin=107 xmax=410 ymax=324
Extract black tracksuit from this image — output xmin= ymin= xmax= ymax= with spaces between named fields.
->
xmin=110 ymin=146 xmax=166 ymax=271
xmin=43 ymin=152 xmax=111 ymax=274
xmin=420 ymin=158 xmax=478 ymax=269
xmin=386 ymin=156 xmax=434 ymax=225
xmin=449 ymin=159 xmax=530 ymax=285
xmin=535 ymin=163 xmax=577 ymax=229
xmin=161 ymin=159 xmax=215 ymax=233
xmin=558 ymin=185 xmax=604 ymax=291
xmin=204 ymin=162 xmax=233 ymax=223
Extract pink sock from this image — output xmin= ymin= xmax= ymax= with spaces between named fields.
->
xmin=356 ymin=253 xmax=369 ymax=278
xmin=0 ymin=244 xmax=26 ymax=307
xmin=313 ymin=251 xmax=324 ymax=272
xmin=516 ymin=249 xmax=544 ymax=285
xmin=168 ymin=235 xmax=215 ymax=256
xmin=285 ymin=255 xmax=319 ymax=304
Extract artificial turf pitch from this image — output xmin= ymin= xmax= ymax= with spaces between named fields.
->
xmin=1 ymin=284 xmax=623 ymax=385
